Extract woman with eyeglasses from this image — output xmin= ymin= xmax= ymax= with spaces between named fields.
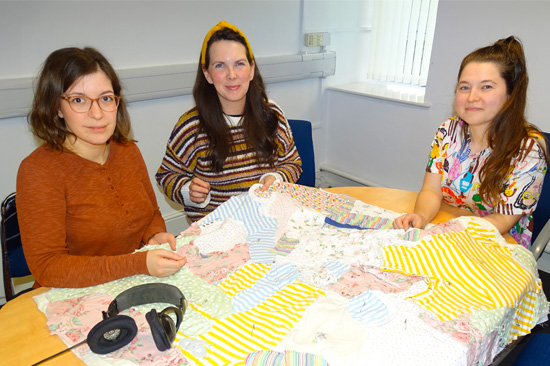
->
xmin=16 ymin=47 xmax=186 ymax=289
xmin=156 ymin=21 xmax=302 ymax=222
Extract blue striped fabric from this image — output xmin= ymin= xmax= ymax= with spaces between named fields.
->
xmin=232 ymin=263 xmax=300 ymax=313
xmin=322 ymin=260 xmax=350 ymax=280
xmin=248 ymin=227 xmax=279 ymax=263
xmin=348 ymin=290 xmax=392 ymax=326
xmin=201 ymin=194 xmax=278 ymax=262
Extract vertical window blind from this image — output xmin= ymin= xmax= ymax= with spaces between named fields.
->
xmin=367 ymin=0 xmax=439 ymax=87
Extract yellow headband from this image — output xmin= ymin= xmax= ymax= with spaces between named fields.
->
xmin=200 ymin=20 xmax=254 ymax=65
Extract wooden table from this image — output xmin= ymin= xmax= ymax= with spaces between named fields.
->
xmin=0 ymin=287 xmax=83 ymax=365
xmin=0 ymin=186 xmax=515 ymax=365
xmin=326 ymin=186 xmax=471 ymax=224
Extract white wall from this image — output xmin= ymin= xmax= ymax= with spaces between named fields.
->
xmin=2 ymin=0 xmax=550 ymax=297
xmin=0 ymin=0 xmax=330 ymax=222
xmin=322 ymin=0 xmax=550 ymax=271
xmin=325 ymin=0 xmax=550 ymax=191
xmin=0 ymin=0 xmax=332 ymax=302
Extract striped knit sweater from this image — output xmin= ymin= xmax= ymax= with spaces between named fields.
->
xmin=156 ymin=102 xmax=302 ymax=221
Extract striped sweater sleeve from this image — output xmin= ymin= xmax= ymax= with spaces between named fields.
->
xmin=270 ymin=102 xmax=303 ymax=183
xmin=155 ymin=108 xmax=202 ymax=205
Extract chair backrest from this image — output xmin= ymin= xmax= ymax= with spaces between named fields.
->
xmin=1 ymin=192 xmax=31 ymax=301
xmin=288 ymin=119 xmax=316 ymax=187
xmin=530 ymin=132 xmax=550 ymax=260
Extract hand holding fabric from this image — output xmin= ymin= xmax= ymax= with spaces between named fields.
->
xmin=146 ymin=249 xmax=186 ymax=277
xmin=259 ymin=175 xmax=276 ymax=192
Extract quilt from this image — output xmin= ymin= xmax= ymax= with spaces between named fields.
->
xmin=34 ymin=183 xmax=549 ymax=366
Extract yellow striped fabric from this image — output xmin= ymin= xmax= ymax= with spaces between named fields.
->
xmin=382 ymin=219 xmax=539 ymax=336
xmin=508 ymin=292 xmax=539 ymax=342
xmin=177 ymin=280 xmax=325 ymax=366
xmin=216 ymin=263 xmax=272 ymax=298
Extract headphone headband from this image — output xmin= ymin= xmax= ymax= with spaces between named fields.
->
xmin=106 ymin=283 xmax=186 ymax=318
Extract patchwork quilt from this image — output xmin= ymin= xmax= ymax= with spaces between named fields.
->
xmin=34 ymin=183 xmax=549 ymax=366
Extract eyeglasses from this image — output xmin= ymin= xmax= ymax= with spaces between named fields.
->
xmin=60 ymin=95 xmax=121 ymax=113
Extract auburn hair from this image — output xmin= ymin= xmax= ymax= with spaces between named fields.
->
xmin=29 ymin=47 xmax=132 ymax=150
xmin=456 ymin=36 xmax=549 ymax=204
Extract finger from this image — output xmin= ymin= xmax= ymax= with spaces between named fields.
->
xmin=393 ymin=216 xmax=405 ymax=229
xmin=259 ymin=181 xmax=271 ymax=192
xmin=162 ymin=257 xmax=187 ymax=273
xmin=190 ymin=184 xmax=209 ymax=195
xmin=409 ymin=217 xmax=421 ymax=229
xmin=190 ymin=191 xmax=207 ymax=203
xmin=158 ymin=249 xmax=184 ymax=261
xmin=393 ymin=218 xmax=401 ymax=229
xmin=168 ymin=236 xmax=177 ymax=251
xmin=192 ymin=178 xmax=210 ymax=190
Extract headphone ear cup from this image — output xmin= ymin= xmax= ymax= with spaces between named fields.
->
xmin=87 ymin=315 xmax=138 ymax=355
xmin=146 ymin=309 xmax=172 ymax=352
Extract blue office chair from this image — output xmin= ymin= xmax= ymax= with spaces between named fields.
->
xmin=1 ymin=192 xmax=32 ymax=303
xmin=510 ymin=132 xmax=550 ymax=366
xmin=530 ymin=132 xmax=550 ymax=261
xmin=288 ymin=119 xmax=316 ymax=187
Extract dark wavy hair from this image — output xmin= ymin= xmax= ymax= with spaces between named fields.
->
xmin=457 ymin=36 xmax=549 ymax=204
xmin=28 ymin=47 xmax=132 ymax=150
xmin=192 ymin=27 xmax=278 ymax=172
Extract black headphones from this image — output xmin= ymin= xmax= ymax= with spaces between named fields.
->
xmin=87 ymin=283 xmax=187 ymax=355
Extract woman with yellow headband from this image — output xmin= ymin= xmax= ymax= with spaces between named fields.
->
xmin=156 ymin=21 xmax=302 ymax=222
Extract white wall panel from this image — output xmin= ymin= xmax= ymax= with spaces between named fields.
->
xmin=0 ymin=52 xmax=335 ymax=119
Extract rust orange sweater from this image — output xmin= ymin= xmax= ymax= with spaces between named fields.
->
xmin=16 ymin=141 xmax=166 ymax=288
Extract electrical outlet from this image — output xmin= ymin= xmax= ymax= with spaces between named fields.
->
xmin=305 ymin=32 xmax=330 ymax=47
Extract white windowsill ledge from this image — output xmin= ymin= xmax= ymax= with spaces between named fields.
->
xmin=328 ymin=81 xmax=430 ymax=108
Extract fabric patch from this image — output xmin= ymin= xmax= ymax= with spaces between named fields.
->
xmin=245 ymin=350 xmax=329 ymax=366
xmin=179 ymin=242 xmax=250 ymax=284
xmin=231 ymin=263 xmax=301 ymax=313
xmin=194 ymin=217 xmax=247 ymax=255
xmin=268 ymin=182 xmax=353 ymax=214
xmin=270 ymin=235 xmax=300 ymax=256
xmin=178 ymin=281 xmax=325 ymax=366
xmin=324 ymin=212 xmax=394 ymax=230
xmin=382 ymin=218 xmax=539 ymax=341
xmin=349 ymin=290 xmax=395 ymax=326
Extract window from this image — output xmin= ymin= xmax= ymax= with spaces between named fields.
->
xmin=367 ymin=0 xmax=439 ymax=87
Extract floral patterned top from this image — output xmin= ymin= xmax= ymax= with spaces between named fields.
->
xmin=426 ymin=117 xmax=547 ymax=248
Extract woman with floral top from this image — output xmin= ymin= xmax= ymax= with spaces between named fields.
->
xmin=394 ymin=36 xmax=549 ymax=248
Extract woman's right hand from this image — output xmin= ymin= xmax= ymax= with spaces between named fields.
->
xmin=146 ymin=249 xmax=187 ymax=277
xmin=189 ymin=177 xmax=210 ymax=203
xmin=394 ymin=172 xmax=443 ymax=230
xmin=393 ymin=213 xmax=428 ymax=230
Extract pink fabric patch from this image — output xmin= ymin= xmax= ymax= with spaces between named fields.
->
xmin=44 ymin=293 xmax=186 ymax=364
xmin=179 ymin=242 xmax=250 ymax=284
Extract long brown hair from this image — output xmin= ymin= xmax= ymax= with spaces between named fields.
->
xmin=457 ymin=36 xmax=549 ymax=204
xmin=28 ymin=47 xmax=132 ymax=150
xmin=192 ymin=26 xmax=279 ymax=172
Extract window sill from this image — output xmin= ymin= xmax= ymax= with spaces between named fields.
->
xmin=327 ymin=81 xmax=430 ymax=108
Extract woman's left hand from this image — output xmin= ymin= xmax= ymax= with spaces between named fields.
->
xmin=259 ymin=175 xmax=276 ymax=191
xmin=148 ymin=232 xmax=177 ymax=250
